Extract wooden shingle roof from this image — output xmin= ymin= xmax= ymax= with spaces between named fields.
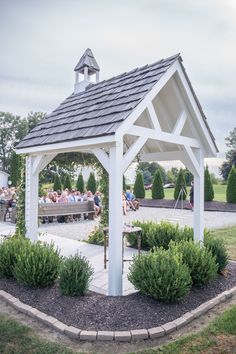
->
xmin=17 ymin=54 xmax=179 ymax=149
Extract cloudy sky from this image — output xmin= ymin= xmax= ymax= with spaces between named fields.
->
xmin=0 ymin=0 xmax=235 ymax=157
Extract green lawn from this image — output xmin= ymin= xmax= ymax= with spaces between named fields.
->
xmin=136 ymin=304 xmax=236 ymax=354
xmin=210 ymin=226 xmax=236 ymax=261
xmin=145 ymin=184 xmax=227 ymax=202
xmin=0 ymin=313 xmax=74 ymax=354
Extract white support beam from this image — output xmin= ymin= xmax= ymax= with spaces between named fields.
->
xmin=128 ymin=125 xmax=201 ymax=148
xmin=147 ymin=102 xmax=165 ymax=152
xmin=140 ymin=150 xmax=184 ymax=162
xmin=25 ymin=156 xmax=39 ymax=242
xmin=172 ymin=110 xmax=187 ymax=135
xmin=122 ymin=136 xmax=147 ymax=173
xmin=92 ymin=148 xmax=109 ymax=173
xmin=108 ymin=143 xmax=123 ymax=296
xmin=193 ymin=149 xmax=204 ymax=243
xmin=182 ymin=146 xmax=200 ymax=176
xmin=32 ymin=154 xmax=56 ymax=176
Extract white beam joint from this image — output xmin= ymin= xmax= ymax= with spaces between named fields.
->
xmin=122 ymin=136 xmax=147 ymax=173
xmin=92 ymin=148 xmax=109 ymax=173
xmin=172 ymin=110 xmax=187 ymax=135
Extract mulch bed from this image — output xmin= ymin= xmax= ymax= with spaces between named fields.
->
xmin=1 ymin=262 xmax=236 ymax=331
xmin=139 ymin=198 xmax=236 ymax=212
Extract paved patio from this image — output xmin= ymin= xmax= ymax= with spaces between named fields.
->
xmin=1 ymin=207 xmax=236 ymax=295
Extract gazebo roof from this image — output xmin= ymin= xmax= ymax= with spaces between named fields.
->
xmin=74 ymin=48 xmax=100 ymax=73
xmin=17 ymin=54 xmax=180 ymax=149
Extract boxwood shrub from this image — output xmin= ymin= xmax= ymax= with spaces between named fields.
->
xmin=128 ymin=247 xmax=192 ymax=302
xmin=172 ymin=240 xmax=218 ymax=286
xmin=59 ymin=254 xmax=93 ymax=296
xmin=204 ymin=233 xmax=229 ymax=273
xmin=0 ymin=236 xmax=30 ymax=278
xmin=14 ymin=242 xmax=61 ymax=288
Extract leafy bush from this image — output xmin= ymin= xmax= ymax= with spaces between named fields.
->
xmin=128 ymin=247 xmax=192 ymax=302
xmin=87 ymin=227 xmax=104 ymax=246
xmin=226 ymin=166 xmax=236 ymax=203
xmin=59 ymin=254 xmax=93 ymax=296
xmin=134 ymin=172 xmax=145 ymax=198
xmin=0 ymin=237 xmax=29 ymax=278
xmin=152 ymin=169 xmax=164 ymax=199
xmin=14 ymin=242 xmax=61 ymax=288
xmin=174 ymin=169 xmax=187 ymax=200
xmin=172 ymin=240 xmax=218 ymax=286
xmin=76 ymin=173 xmax=84 ymax=193
xmin=148 ymin=221 xmax=180 ymax=250
xmin=126 ymin=220 xmax=151 ymax=249
xmin=204 ymin=234 xmax=228 ymax=273
xmin=204 ymin=166 xmax=214 ymax=201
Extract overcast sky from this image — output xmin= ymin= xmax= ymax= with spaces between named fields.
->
xmin=0 ymin=0 xmax=235 ymax=157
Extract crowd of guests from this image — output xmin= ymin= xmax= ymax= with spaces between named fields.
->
xmin=39 ymin=189 xmax=102 ymax=223
xmin=0 ymin=186 xmax=17 ymax=206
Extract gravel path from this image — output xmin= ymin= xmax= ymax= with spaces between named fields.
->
xmin=1 ymin=262 xmax=236 ymax=331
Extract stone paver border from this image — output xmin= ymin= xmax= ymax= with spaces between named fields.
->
xmin=0 ymin=286 xmax=236 ymax=342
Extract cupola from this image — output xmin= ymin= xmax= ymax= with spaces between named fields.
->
xmin=74 ymin=48 xmax=100 ymax=93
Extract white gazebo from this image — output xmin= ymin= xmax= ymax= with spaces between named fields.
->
xmin=16 ymin=49 xmax=218 ymax=296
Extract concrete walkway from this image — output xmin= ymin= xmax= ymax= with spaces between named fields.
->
xmin=1 ymin=207 xmax=236 ymax=295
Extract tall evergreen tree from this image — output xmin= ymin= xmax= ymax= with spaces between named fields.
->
xmin=64 ymin=174 xmax=72 ymax=190
xmin=53 ymin=174 xmax=62 ymax=191
xmin=134 ymin=172 xmax=145 ymax=198
xmin=174 ymin=169 xmax=187 ymax=200
xmin=226 ymin=166 xmax=236 ymax=203
xmin=87 ymin=172 xmax=97 ymax=194
xmin=76 ymin=172 xmax=84 ymax=193
xmin=204 ymin=166 xmax=214 ymax=201
xmin=152 ymin=169 xmax=164 ymax=199
xmin=9 ymin=151 xmax=22 ymax=187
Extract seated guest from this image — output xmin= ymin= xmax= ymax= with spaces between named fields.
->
xmin=68 ymin=189 xmax=77 ymax=202
xmin=126 ymin=187 xmax=136 ymax=211
xmin=57 ymin=191 xmax=68 ymax=203
xmin=39 ymin=193 xmax=52 ymax=224
xmin=94 ymin=191 xmax=102 ymax=217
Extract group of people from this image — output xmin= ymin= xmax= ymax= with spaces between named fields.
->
xmin=0 ymin=186 xmax=17 ymax=206
xmin=122 ymin=188 xmax=140 ymax=215
xmin=39 ymin=189 xmax=102 ymax=223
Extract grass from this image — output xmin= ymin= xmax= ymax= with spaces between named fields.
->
xmin=145 ymin=184 xmax=227 ymax=202
xmin=0 ymin=313 xmax=74 ymax=354
xmin=136 ymin=304 xmax=236 ymax=354
xmin=210 ymin=226 xmax=236 ymax=261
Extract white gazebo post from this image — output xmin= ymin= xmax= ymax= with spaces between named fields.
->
xmin=108 ymin=142 xmax=123 ymax=296
xmin=193 ymin=148 xmax=205 ymax=243
xmin=25 ymin=155 xmax=39 ymax=242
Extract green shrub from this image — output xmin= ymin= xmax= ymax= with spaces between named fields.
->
xmin=226 ymin=166 xmax=236 ymax=203
xmin=53 ymin=174 xmax=62 ymax=191
xmin=134 ymin=172 xmax=145 ymax=198
xmin=148 ymin=221 xmax=180 ymax=250
xmin=152 ymin=169 xmax=164 ymax=199
xmin=204 ymin=234 xmax=229 ymax=273
xmin=59 ymin=254 xmax=93 ymax=296
xmin=76 ymin=173 xmax=84 ymax=193
xmin=174 ymin=169 xmax=187 ymax=200
xmin=204 ymin=166 xmax=214 ymax=201
xmin=0 ymin=237 xmax=29 ymax=278
xmin=172 ymin=240 xmax=218 ymax=286
xmin=128 ymin=247 xmax=192 ymax=302
xmin=126 ymin=220 xmax=151 ymax=249
xmin=87 ymin=227 xmax=104 ymax=246
xmin=87 ymin=172 xmax=97 ymax=194
xmin=14 ymin=242 xmax=61 ymax=288
xmin=64 ymin=174 xmax=72 ymax=190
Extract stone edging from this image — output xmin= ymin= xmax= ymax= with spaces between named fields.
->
xmin=0 ymin=286 xmax=236 ymax=342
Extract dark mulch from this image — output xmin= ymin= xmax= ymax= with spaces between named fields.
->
xmin=1 ymin=262 xmax=236 ymax=331
xmin=139 ymin=198 xmax=236 ymax=212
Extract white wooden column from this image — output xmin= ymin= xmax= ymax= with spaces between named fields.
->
xmin=108 ymin=142 xmax=123 ymax=296
xmin=193 ymin=149 xmax=204 ymax=243
xmin=25 ymin=155 xmax=39 ymax=242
